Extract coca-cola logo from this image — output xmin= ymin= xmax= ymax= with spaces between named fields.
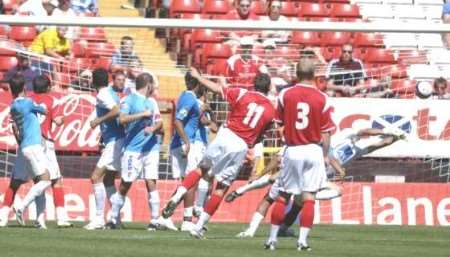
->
xmin=0 ymin=92 xmax=101 ymax=151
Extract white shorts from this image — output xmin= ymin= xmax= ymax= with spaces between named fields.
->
xmin=43 ymin=139 xmax=61 ymax=180
xmin=12 ymin=144 xmax=49 ymax=180
xmin=171 ymin=141 xmax=206 ymax=179
xmin=13 ymin=140 xmax=61 ymax=181
xmin=277 ymin=144 xmax=327 ymax=195
xmin=96 ymin=138 xmax=124 ymax=171
xmin=121 ymin=150 xmax=160 ymax=182
xmin=203 ymin=127 xmax=248 ymax=186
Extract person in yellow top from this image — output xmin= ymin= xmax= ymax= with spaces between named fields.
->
xmin=30 ymin=27 xmax=70 ymax=59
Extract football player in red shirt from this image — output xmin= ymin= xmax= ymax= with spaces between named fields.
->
xmin=162 ymin=68 xmax=276 ymax=238
xmin=0 ymin=75 xmax=72 ymax=228
xmin=265 ymin=57 xmax=335 ymax=251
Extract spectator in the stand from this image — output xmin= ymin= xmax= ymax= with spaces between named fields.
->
xmin=325 ymin=43 xmax=366 ymax=97
xmin=15 ymin=0 xmax=49 ymax=16
xmin=262 ymin=39 xmax=291 ymax=91
xmin=432 ymin=77 xmax=450 ymax=99
xmin=260 ymin=0 xmax=289 ymax=43
xmin=29 ymin=26 xmax=70 ymax=78
xmin=3 ymin=52 xmax=39 ymax=91
xmin=71 ymin=0 xmax=97 ymax=15
xmin=52 ymin=0 xmax=77 ymax=39
xmin=52 ymin=0 xmax=76 ymax=16
xmin=224 ymin=0 xmax=260 ymax=53
xmin=226 ymin=36 xmax=267 ymax=88
xmin=111 ymin=36 xmax=143 ymax=69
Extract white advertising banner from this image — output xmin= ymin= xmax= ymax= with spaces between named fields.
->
xmin=330 ymin=98 xmax=450 ymax=158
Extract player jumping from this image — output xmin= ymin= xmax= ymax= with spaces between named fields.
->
xmin=161 ymin=68 xmax=276 ymax=238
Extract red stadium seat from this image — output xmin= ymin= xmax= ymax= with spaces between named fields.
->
xmin=66 ymin=58 xmax=92 ymax=73
xmin=307 ymin=17 xmax=340 ymax=22
xmin=250 ymin=1 xmax=267 ymax=16
xmin=207 ymin=58 xmax=228 ymax=75
xmin=170 ymin=0 xmax=201 ymax=17
xmin=94 ymin=58 xmax=113 ymax=70
xmin=291 ymin=31 xmax=321 ymax=46
xmin=275 ymin=46 xmax=300 ymax=60
xmin=9 ymin=26 xmax=37 ymax=43
xmin=321 ymin=32 xmax=352 ymax=46
xmin=79 ymin=27 xmax=107 ymax=42
xmin=280 ymin=2 xmax=300 ymax=17
xmin=366 ymin=48 xmax=396 ymax=64
xmin=0 ymin=41 xmax=17 ymax=56
xmin=321 ymin=47 xmax=336 ymax=61
xmin=330 ymin=4 xmax=360 ymax=18
xmin=391 ymin=79 xmax=416 ymax=96
xmin=86 ymin=42 xmax=116 ymax=58
xmin=299 ymin=3 xmax=328 ymax=18
xmin=202 ymin=0 xmax=229 ymax=15
xmin=353 ymin=33 xmax=384 ymax=48
xmin=202 ymin=43 xmax=232 ymax=66
xmin=72 ymin=40 xmax=88 ymax=58
xmin=387 ymin=64 xmax=408 ymax=79
xmin=191 ymin=29 xmax=222 ymax=46
xmin=0 ymin=56 xmax=18 ymax=71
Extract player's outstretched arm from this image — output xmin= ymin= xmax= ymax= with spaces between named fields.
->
xmin=366 ymin=135 xmax=399 ymax=154
xmin=190 ymin=67 xmax=224 ymax=94
xmin=329 ymin=157 xmax=346 ymax=183
xmin=321 ymin=131 xmax=331 ymax=162
xmin=90 ymin=106 xmax=120 ymax=128
xmin=356 ymin=128 xmax=386 ymax=137
xmin=118 ymin=110 xmax=152 ymax=125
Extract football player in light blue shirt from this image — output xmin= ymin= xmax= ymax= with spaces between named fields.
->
xmin=85 ymin=68 xmax=125 ymax=230
xmin=6 ymin=74 xmax=52 ymax=226
xmin=169 ymin=72 xmax=207 ymax=231
xmin=107 ymin=73 xmax=164 ymax=230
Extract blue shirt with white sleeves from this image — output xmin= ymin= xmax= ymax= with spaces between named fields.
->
xmin=120 ymin=92 xmax=159 ymax=153
xmin=10 ymin=97 xmax=46 ymax=149
xmin=96 ymin=86 xmax=125 ymax=144
xmin=170 ymin=91 xmax=201 ymax=149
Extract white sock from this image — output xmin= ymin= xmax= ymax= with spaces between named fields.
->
xmin=184 ymin=206 xmax=193 ymax=221
xmin=247 ymin=212 xmax=264 ymax=235
xmin=170 ymin=186 xmax=187 ymax=203
xmin=93 ymin=183 xmax=106 ymax=218
xmin=35 ymin=193 xmax=46 ymax=221
xmin=56 ymin=207 xmax=68 ymax=222
xmin=236 ymin=174 xmax=271 ymax=195
xmin=19 ymin=180 xmax=51 ymax=210
xmin=148 ymin=190 xmax=160 ymax=220
xmin=298 ymin=227 xmax=311 ymax=246
xmin=110 ymin=193 xmax=125 ymax=222
xmin=105 ymin=185 xmax=117 ymax=205
xmin=195 ymin=211 xmax=210 ymax=231
xmin=0 ymin=207 xmax=10 ymax=221
xmin=196 ymin=179 xmax=209 ymax=209
xmin=268 ymin=224 xmax=280 ymax=242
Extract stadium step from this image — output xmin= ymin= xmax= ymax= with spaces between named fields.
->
xmin=99 ymin=0 xmax=185 ymax=99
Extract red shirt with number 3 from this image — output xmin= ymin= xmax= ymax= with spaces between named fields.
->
xmin=277 ymin=84 xmax=335 ymax=146
xmin=221 ymin=87 xmax=276 ymax=147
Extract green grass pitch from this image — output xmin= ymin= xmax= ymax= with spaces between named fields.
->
xmin=0 ymin=223 xmax=449 ymax=257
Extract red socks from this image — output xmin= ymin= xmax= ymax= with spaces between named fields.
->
xmin=300 ymin=200 xmax=315 ymax=228
xmin=53 ymin=187 xmax=65 ymax=207
xmin=2 ymin=188 xmax=15 ymax=207
xmin=204 ymin=193 xmax=223 ymax=216
xmin=181 ymin=170 xmax=201 ymax=190
xmin=271 ymin=199 xmax=287 ymax=225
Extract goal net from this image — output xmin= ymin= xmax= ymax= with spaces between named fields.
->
xmin=0 ymin=13 xmax=449 ymax=226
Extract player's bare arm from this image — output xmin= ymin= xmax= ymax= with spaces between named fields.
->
xmin=190 ymin=67 xmax=224 ymax=94
xmin=118 ymin=110 xmax=152 ymax=125
xmin=329 ymin=157 xmax=346 ymax=183
xmin=321 ymin=131 xmax=331 ymax=164
xmin=90 ymin=105 xmax=120 ymax=128
xmin=174 ymin=119 xmax=190 ymax=157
